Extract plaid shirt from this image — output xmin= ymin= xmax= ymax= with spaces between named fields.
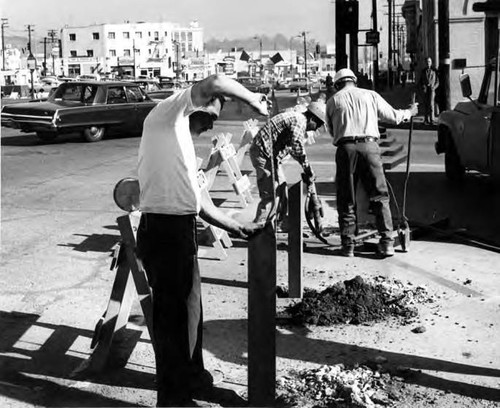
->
xmin=253 ymin=111 xmax=308 ymax=165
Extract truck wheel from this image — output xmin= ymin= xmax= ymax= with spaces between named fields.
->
xmin=83 ymin=126 xmax=105 ymax=142
xmin=445 ymin=141 xmax=465 ymax=183
xmin=36 ymin=131 xmax=57 ymax=142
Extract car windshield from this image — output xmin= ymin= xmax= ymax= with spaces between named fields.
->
xmin=50 ymin=84 xmax=99 ymax=104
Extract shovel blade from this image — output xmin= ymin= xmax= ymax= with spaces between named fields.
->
xmin=398 ymin=222 xmax=411 ymax=252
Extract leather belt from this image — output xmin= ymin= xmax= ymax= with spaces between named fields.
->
xmin=337 ymin=136 xmax=378 ymax=145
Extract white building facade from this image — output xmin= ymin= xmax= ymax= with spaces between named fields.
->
xmin=60 ymin=20 xmax=204 ymax=79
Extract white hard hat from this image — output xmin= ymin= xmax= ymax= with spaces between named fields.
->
xmin=333 ymin=68 xmax=357 ymax=85
xmin=307 ymin=101 xmax=326 ymax=124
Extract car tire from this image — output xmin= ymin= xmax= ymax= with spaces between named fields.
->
xmin=36 ymin=131 xmax=57 ymax=142
xmin=82 ymin=126 xmax=106 ymax=142
xmin=444 ymin=139 xmax=465 ymax=183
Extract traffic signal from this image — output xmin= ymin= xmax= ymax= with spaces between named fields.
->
xmin=336 ymin=0 xmax=359 ymax=34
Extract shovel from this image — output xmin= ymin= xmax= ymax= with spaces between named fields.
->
xmin=397 ymin=93 xmax=416 ymax=252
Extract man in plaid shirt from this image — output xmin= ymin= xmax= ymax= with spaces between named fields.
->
xmin=249 ymin=101 xmax=326 ymax=224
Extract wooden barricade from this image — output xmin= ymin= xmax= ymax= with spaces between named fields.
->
xmin=197 ymin=169 xmax=233 ymax=260
xmin=75 ymin=211 xmax=155 ymax=374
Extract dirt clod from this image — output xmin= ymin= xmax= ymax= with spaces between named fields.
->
xmin=284 ymin=276 xmax=420 ymax=326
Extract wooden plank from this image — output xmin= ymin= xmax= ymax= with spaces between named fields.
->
xmin=248 ymin=222 xmax=277 ymax=407
xmin=117 ymin=214 xmax=156 ymax=354
xmin=288 ymin=181 xmax=303 ymax=298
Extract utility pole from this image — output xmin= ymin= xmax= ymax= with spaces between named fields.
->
xmin=48 ymin=29 xmax=57 ymax=75
xmin=372 ymin=0 xmax=379 ymax=90
xmin=301 ymin=31 xmax=308 ymax=78
xmin=26 ymin=24 xmax=34 ymax=52
xmin=438 ymin=0 xmax=450 ymax=111
xmin=387 ymin=0 xmax=392 ymax=88
xmin=1 ymin=18 xmax=8 ymax=71
xmin=42 ymin=37 xmax=47 ymax=75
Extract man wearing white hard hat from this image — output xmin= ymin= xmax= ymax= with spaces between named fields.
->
xmin=249 ymin=101 xmax=326 ymax=225
xmin=326 ymin=68 xmax=418 ymax=257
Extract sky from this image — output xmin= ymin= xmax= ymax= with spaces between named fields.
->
xmin=0 ymin=0 xmax=339 ymax=44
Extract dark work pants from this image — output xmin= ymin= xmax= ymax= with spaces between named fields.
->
xmin=335 ymin=141 xmax=394 ymax=245
xmin=423 ymin=87 xmax=436 ymax=122
xmin=136 ymin=213 xmax=204 ymax=406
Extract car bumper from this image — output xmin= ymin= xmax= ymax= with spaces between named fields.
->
xmin=1 ymin=117 xmax=57 ymax=132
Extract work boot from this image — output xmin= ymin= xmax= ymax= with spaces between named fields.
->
xmin=377 ymin=241 xmax=395 ymax=257
xmin=340 ymin=244 xmax=355 ymax=257
xmin=190 ymin=369 xmax=224 ymax=398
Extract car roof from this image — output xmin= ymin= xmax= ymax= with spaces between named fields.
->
xmin=60 ymin=81 xmax=141 ymax=86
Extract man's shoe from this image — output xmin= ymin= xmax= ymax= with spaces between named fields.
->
xmin=378 ymin=242 xmax=395 ymax=257
xmin=190 ymin=369 xmax=224 ymax=396
xmin=340 ymin=245 xmax=355 ymax=257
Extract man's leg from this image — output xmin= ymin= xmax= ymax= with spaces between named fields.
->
xmin=335 ymin=144 xmax=358 ymax=255
xmin=137 ymin=214 xmax=203 ymax=406
xmin=358 ymin=142 xmax=394 ymax=256
xmin=249 ymin=144 xmax=275 ymax=223
xmin=429 ymin=89 xmax=436 ymax=123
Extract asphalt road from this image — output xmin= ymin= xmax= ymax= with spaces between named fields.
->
xmin=1 ymin=93 xmax=500 ymax=407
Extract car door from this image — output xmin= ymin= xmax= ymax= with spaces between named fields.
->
xmin=105 ymin=85 xmax=137 ymax=134
xmin=460 ymin=69 xmax=495 ymax=171
xmin=125 ymin=85 xmax=157 ymax=133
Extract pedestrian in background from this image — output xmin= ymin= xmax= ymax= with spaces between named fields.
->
xmin=136 ymin=74 xmax=268 ymax=407
xmin=419 ymin=57 xmax=439 ymax=125
xmin=325 ymin=68 xmax=418 ymax=258
xmin=249 ymin=101 xmax=326 ymax=227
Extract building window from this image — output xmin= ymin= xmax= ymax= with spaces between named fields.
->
xmin=123 ymin=32 xmax=130 ymax=39
xmin=109 ymin=49 xmax=116 ymax=57
xmin=188 ymin=32 xmax=192 ymax=41
xmin=188 ymin=43 xmax=192 ymax=52
xmin=154 ymin=31 xmax=159 ymax=41
xmin=164 ymin=31 xmax=168 ymax=37
xmin=70 ymin=50 xmax=77 ymax=57
xmin=92 ymin=32 xmax=99 ymax=40
xmin=108 ymin=32 xmax=115 ymax=39
xmin=181 ymin=32 xmax=186 ymax=41
xmin=165 ymin=49 xmax=169 ymax=54
xmin=87 ymin=50 xmax=94 ymax=57
xmin=148 ymin=49 xmax=152 ymax=55
xmin=135 ymin=48 xmax=140 ymax=55
xmin=124 ymin=49 xmax=131 ymax=57
xmin=69 ymin=33 xmax=76 ymax=41
xmin=148 ymin=31 xmax=151 ymax=37
xmin=135 ymin=31 xmax=142 ymax=39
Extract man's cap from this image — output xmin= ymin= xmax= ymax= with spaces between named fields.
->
xmin=307 ymin=101 xmax=326 ymax=124
xmin=333 ymin=68 xmax=357 ymax=86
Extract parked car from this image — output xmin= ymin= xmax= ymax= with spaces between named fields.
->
xmin=1 ymin=81 xmax=157 ymax=142
xmin=289 ymin=77 xmax=310 ymax=92
xmin=236 ymin=76 xmax=271 ymax=94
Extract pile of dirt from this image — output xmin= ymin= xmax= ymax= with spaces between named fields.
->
xmin=284 ymin=276 xmax=422 ymax=326
xmin=276 ymin=364 xmax=399 ymax=407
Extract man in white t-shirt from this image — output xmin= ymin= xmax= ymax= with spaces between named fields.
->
xmin=136 ymin=74 xmax=269 ymax=407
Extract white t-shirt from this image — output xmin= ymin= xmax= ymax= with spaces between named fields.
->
xmin=138 ymin=88 xmax=200 ymax=215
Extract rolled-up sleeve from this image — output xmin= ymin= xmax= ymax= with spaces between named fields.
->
xmin=376 ymin=93 xmax=411 ymax=124
xmin=289 ymin=117 xmax=307 ymax=163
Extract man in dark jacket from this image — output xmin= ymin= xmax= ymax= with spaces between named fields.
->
xmin=419 ymin=57 xmax=439 ymax=125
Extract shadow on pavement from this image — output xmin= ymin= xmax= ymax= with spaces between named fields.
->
xmin=203 ymin=318 xmax=500 ymax=402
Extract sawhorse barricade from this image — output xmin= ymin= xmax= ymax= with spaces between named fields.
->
xmin=75 ymin=211 xmax=155 ymax=374
xmin=197 ymin=169 xmax=233 ymax=260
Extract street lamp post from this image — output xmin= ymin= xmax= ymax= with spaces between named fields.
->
xmin=27 ymin=52 xmax=36 ymax=99
xmin=173 ymin=40 xmax=180 ymax=79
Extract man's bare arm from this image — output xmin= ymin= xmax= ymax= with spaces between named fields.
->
xmin=199 ymin=192 xmax=264 ymax=240
xmin=191 ymin=74 xmax=269 ymax=116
